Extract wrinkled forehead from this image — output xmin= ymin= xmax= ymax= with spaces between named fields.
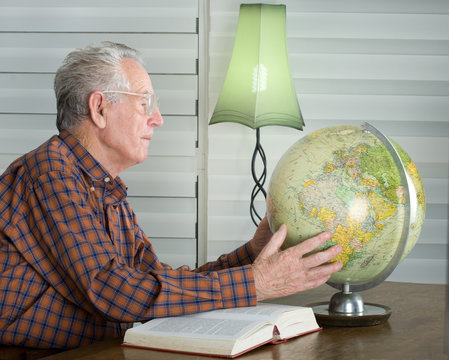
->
xmin=121 ymin=58 xmax=153 ymax=93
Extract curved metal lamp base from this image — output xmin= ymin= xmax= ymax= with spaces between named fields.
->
xmin=250 ymin=128 xmax=267 ymax=226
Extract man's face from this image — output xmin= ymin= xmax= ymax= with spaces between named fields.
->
xmin=101 ymin=58 xmax=163 ymax=171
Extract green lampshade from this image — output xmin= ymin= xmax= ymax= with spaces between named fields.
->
xmin=209 ymin=3 xmax=303 ymax=130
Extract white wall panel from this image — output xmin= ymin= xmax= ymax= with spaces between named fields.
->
xmin=388 ymin=259 xmax=446 ymax=284
xmin=121 ymin=172 xmax=196 ymax=198
xmin=294 ymin=95 xmax=449 ymax=121
xmin=0 ymin=0 xmax=198 ymax=33
xmin=210 ymin=0 xmax=449 ymax=15
xmin=0 ymin=33 xmax=198 ymax=74
xmin=420 ymin=220 xmax=448 ymax=245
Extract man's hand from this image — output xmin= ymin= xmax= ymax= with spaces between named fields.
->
xmin=252 ymin=223 xmax=343 ymax=301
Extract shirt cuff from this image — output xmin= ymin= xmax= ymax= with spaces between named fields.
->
xmin=224 ymin=241 xmax=257 ymax=267
xmin=216 ymin=264 xmax=257 ymax=309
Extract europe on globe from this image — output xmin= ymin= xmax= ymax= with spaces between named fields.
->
xmin=266 ymin=124 xmax=426 ymax=286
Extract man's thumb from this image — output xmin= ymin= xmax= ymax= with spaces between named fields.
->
xmin=262 ymin=224 xmax=287 ymax=255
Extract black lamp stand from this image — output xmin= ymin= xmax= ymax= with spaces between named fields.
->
xmin=250 ymin=128 xmax=267 ymax=226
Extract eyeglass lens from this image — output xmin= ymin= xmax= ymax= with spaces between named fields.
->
xmin=145 ymin=94 xmax=159 ymax=116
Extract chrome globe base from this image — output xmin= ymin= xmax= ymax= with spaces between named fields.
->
xmin=310 ymin=285 xmax=391 ymax=327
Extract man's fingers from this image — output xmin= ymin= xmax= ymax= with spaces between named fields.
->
xmin=300 ymin=274 xmax=333 ymax=292
xmin=292 ymin=261 xmax=343 ymax=291
xmin=304 ymin=260 xmax=343 ymax=281
xmin=301 ymin=243 xmax=342 ymax=268
xmin=291 ymin=231 xmax=333 ymax=257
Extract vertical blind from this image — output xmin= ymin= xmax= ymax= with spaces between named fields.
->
xmin=207 ymin=0 xmax=449 ymax=284
xmin=0 ymin=0 xmax=200 ymax=268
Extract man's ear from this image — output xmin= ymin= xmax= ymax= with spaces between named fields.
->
xmin=88 ymin=91 xmax=107 ymax=129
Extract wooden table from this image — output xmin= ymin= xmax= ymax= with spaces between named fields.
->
xmin=38 ymin=281 xmax=447 ymax=360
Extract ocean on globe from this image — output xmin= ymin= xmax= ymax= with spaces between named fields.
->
xmin=266 ymin=124 xmax=425 ymax=285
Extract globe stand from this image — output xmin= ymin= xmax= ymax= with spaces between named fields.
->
xmin=308 ymin=123 xmax=411 ymax=327
xmin=311 ymin=284 xmax=392 ymax=327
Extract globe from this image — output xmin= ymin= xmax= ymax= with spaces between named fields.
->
xmin=266 ymin=124 xmax=426 ymax=287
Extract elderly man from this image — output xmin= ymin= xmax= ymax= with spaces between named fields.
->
xmin=0 ymin=42 xmax=342 ymax=349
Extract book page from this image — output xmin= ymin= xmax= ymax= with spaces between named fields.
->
xmin=275 ymin=307 xmax=319 ymax=339
xmin=130 ymin=303 xmax=312 ymax=340
xmin=134 ymin=316 xmax=270 ymax=340
xmin=124 ymin=316 xmax=276 ymax=357
xmin=194 ymin=303 xmax=305 ymax=321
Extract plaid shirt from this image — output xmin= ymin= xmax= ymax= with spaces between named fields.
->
xmin=0 ymin=131 xmax=257 ymax=349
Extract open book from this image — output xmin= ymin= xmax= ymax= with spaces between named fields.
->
xmin=122 ymin=303 xmax=321 ymax=358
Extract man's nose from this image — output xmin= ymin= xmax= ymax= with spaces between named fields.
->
xmin=150 ymin=107 xmax=163 ymax=127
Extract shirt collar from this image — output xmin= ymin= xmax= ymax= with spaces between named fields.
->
xmin=58 ymin=130 xmax=110 ymax=181
xmin=58 ymin=130 xmax=128 ymax=200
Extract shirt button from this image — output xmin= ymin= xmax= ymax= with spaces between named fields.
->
xmin=90 ymin=186 xmax=95 ymax=191
xmin=104 ymin=177 xmax=111 ymax=183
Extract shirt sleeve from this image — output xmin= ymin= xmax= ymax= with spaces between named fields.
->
xmin=195 ymin=242 xmax=257 ymax=272
xmin=29 ymin=170 xmax=257 ymax=323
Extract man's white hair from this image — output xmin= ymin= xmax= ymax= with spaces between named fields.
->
xmin=54 ymin=42 xmax=145 ymax=132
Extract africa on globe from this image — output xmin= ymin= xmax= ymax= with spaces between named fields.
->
xmin=266 ymin=124 xmax=425 ymax=286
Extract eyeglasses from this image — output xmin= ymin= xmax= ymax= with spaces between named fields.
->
xmin=103 ymin=90 xmax=159 ymax=116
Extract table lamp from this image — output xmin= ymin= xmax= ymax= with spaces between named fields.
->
xmin=209 ymin=3 xmax=304 ymax=226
